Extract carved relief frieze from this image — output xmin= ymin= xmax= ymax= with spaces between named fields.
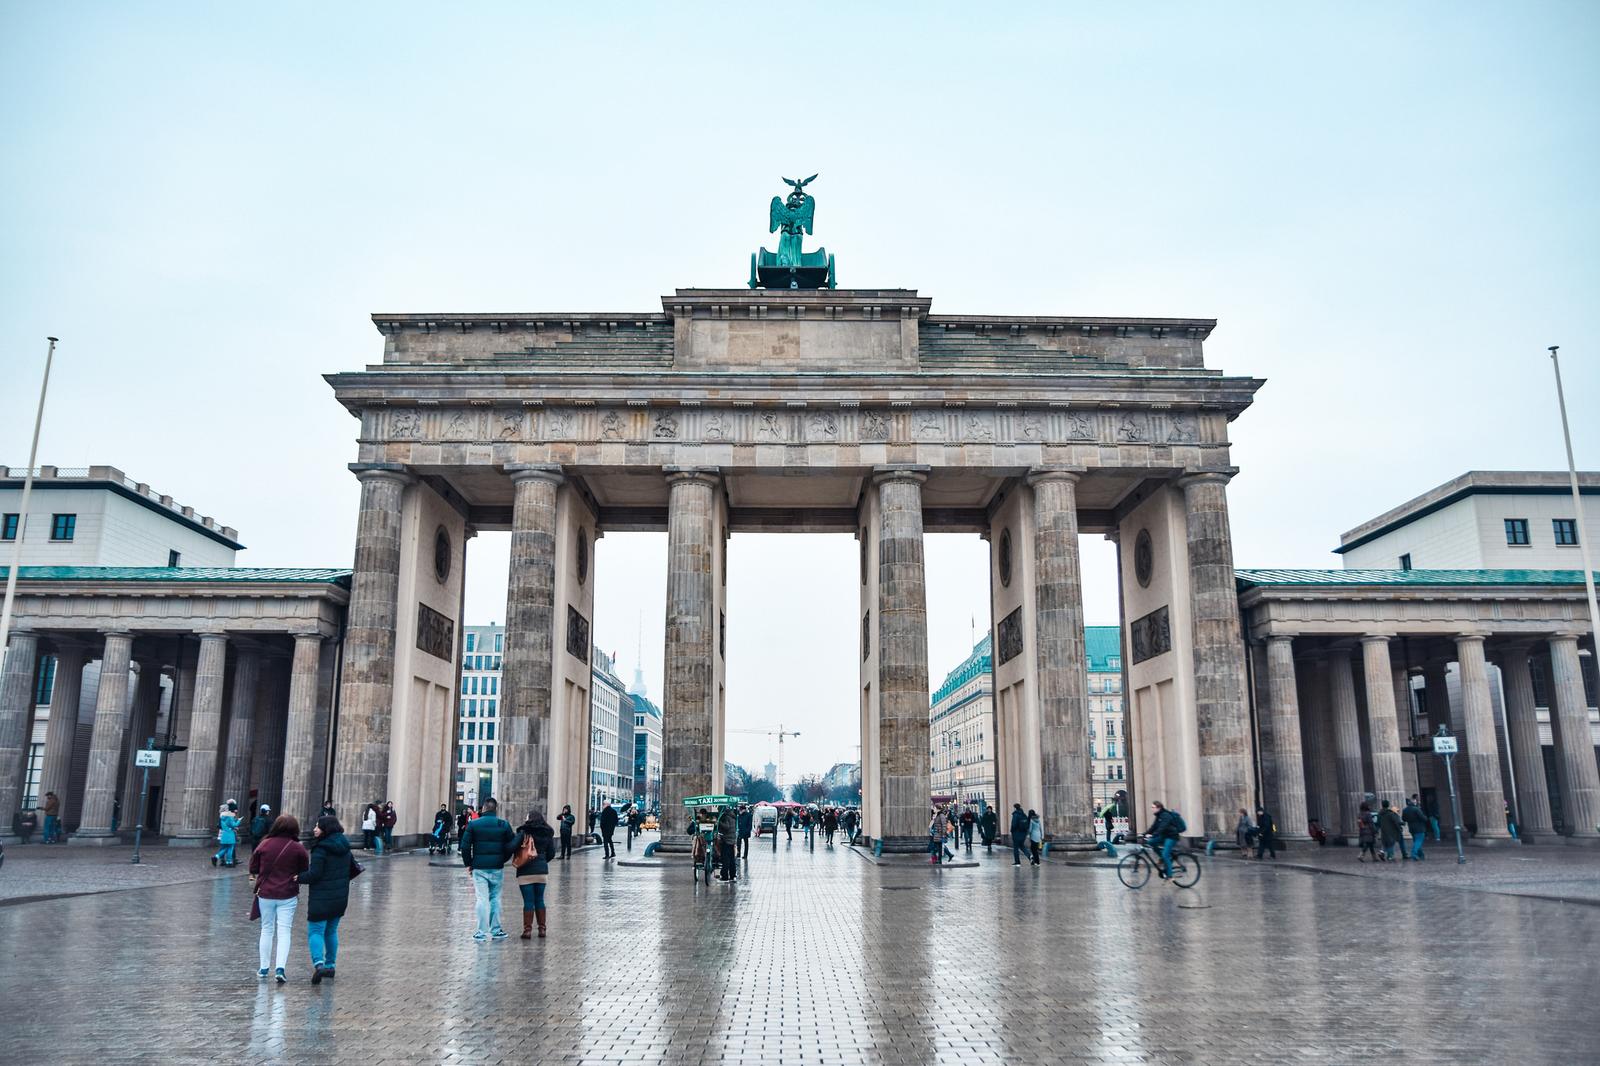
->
xmin=543 ymin=409 xmax=576 ymax=440
xmin=494 ymin=408 xmax=525 ymax=440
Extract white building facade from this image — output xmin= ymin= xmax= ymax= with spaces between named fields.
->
xmin=589 ymin=648 xmax=631 ymax=809
xmin=457 ymin=625 xmax=504 ymax=807
xmin=1085 ymin=626 xmax=1127 ymax=809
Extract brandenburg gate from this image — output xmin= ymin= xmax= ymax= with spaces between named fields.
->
xmin=324 ymin=181 xmax=1263 ymax=848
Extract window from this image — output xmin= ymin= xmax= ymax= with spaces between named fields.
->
xmin=1108 ymin=656 xmax=1120 ymax=671
xmin=467 ymin=722 xmax=476 ymax=740
xmin=1 ymin=514 xmax=17 ymax=540
xmin=34 ymin=655 xmax=56 ymax=706
xmin=494 ymin=633 xmax=503 ymax=653
xmin=1505 ymin=519 xmax=1530 ymax=546
xmin=1107 ymin=720 xmax=1115 ymax=737
xmin=494 ymin=656 xmax=502 ymax=670
xmin=23 ymin=742 xmax=43 ymax=808
xmin=1399 ymin=553 xmax=1412 ymax=571
xmin=1554 ymin=519 xmax=1579 ymax=546
xmin=1089 ymin=741 xmax=1096 ymax=759
xmin=461 ymin=678 xmax=470 ymax=696
xmin=50 ymin=514 xmax=75 ymax=541
xmin=486 ymin=723 xmax=495 ymax=740
xmin=482 ymin=745 xmax=493 ymax=762
xmin=1107 ymin=741 xmax=1117 ymax=758
xmin=167 ymin=549 xmax=182 ymax=567
xmin=466 ymin=633 xmax=477 ymax=652
xmin=486 ymin=699 xmax=495 ymax=716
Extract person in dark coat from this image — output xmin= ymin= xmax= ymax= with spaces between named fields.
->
xmin=459 ymin=797 xmax=516 ymax=941
xmin=1253 ymin=806 xmax=1277 ymax=860
xmin=626 ymin=805 xmax=642 ymax=851
xmin=513 ymin=809 xmax=557 ymax=939
xmin=558 ymin=805 xmax=576 ymax=859
xmin=715 ymin=806 xmax=738 ymax=881
xmin=249 ymin=804 xmax=273 ymax=847
xmin=298 ymin=815 xmax=357 ymax=984
xmin=1377 ymin=799 xmax=1405 ymax=861
xmin=1401 ymin=797 xmax=1428 ymax=861
xmin=1357 ymin=802 xmax=1380 ymax=862
xmin=979 ymin=807 xmax=998 ymax=852
xmin=1009 ymin=803 xmax=1030 ymax=866
xmin=960 ymin=808 xmax=976 ymax=851
xmin=380 ymin=801 xmax=397 ymax=851
xmin=599 ymin=804 xmax=620 ymax=859
xmin=737 ymin=805 xmax=755 ymax=857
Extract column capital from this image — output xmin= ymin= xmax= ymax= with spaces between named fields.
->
xmin=347 ymin=462 xmax=413 ymax=487
xmin=1549 ymin=631 xmax=1585 ymax=644
xmin=1267 ymin=633 xmax=1296 ymax=648
xmin=871 ymin=464 xmax=929 ymax=486
xmin=505 ymin=463 xmax=565 ymax=486
xmin=1359 ymin=633 xmax=1397 ymax=645
xmin=1175 ymin=467 xmax=1239 ymax=490
xmin=1025 ymin=465 xmax=1085 ymax=487
xmin=99 ymin=630 xmax=136 ymax=643
xmin=1454 ymin=631 xmax=1489 ymax=646
xmin=663 ymin=466 xmax=721 ymax=487
xmin=194 ymin=628 xmax=229 ymax=643
xmin=290 ymin=629 xmax=325 ymax=644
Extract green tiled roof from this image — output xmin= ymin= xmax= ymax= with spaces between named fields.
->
xmin=1236 ymin=568 xmax=1598 ymax=589
xmin=0 ymin=566 xmax=352 ymax=586
xmin=1085 ymin=625 xmax=1122 ymax=671
xmin=931 ymin=634 xmax=991 ymax=707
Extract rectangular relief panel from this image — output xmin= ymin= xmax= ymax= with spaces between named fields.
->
xmin=1129 ymin=605 xmax=1171 ymax=665
xmin=566 ymin=606 xmax=590 ymax=663
xmin=415 ymin=603 xmax=456 ymax=661
xmin=996 ymin=606 xmax=1024 ymax=666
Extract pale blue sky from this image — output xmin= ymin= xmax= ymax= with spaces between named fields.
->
xmin=3 ymin=4 xmax=1597 ymax=776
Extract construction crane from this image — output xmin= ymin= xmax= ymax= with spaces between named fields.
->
xmin=729 ymin=723 xmax=802 ymax=793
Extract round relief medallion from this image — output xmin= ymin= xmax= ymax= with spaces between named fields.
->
xmin=577 ymin=527 xmax=590 ymax=586
xmin=433 ymin=526 xmax=452 ymax=584
xmin=1134 ymin=528 xmax=1154 ymax=589
xmin=998 ymin=527 xmax=1013 ymax=588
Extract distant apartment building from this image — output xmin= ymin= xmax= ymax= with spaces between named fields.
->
xmin=929 ymin=627 xmax=1125 ymax=809
xmin=628 ymin=659 xmax=662 ymax=811
xmin=457 ymin=625 xmax=504 ymax=807
xmin=590 ymin=648 xmax=632 ymax=809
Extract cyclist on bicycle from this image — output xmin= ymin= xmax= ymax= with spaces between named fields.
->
xmin=1143 ymin=800 xmax=1186 ymax=879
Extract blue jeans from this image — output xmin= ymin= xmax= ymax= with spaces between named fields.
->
xmin=1411 ymin=834 xmax=1426 ymax=860
xmin=1382 ymin=841 xmax=1398 ymax=860
xmin=471 ymin=868 xmax=504 ymax=936
xmin=518 ymin=882 xmax=547 ymax=909
xmin=42 ymin=815 xmax=60 ymax=843
xmin=306 ymin=915 xmax=342 ymax=967
xmin=1159 ymin=837 xmax=1177 ymax=877
xmin=214 ymin=843 xmax=235 ymax=864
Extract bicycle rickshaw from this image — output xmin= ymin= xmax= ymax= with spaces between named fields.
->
xmin=683 ymin=794 xmax=734 ymax=884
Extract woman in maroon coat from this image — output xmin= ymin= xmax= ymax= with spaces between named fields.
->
xmin=249 ymin=815 xmax=310 ymax=983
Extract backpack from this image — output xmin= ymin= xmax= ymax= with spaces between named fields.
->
xmin=1169 ymin=811 xmax=1187 ymax=835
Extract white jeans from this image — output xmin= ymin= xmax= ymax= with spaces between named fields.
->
xmin=258 ymin=896 xmax=297 ymax=971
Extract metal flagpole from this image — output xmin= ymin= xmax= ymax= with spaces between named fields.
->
xmin=0 ymin=337 xmax=58 ymax=660
xmin=1548 ymin=346 xmax=1600 ymax=647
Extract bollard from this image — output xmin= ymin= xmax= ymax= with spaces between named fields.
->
xmin=873 ymin=839 xmax=884 ymax=859
xmin=1204 ymin=839 xmax=1217 ymax=856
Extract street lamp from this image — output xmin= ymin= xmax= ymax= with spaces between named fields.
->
xmin=0 ymin=338 xmax=58 ymax=662
xmin=1547 ymin=346 xmax=1600 ymax=652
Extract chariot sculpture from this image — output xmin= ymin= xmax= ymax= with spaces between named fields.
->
xmin=749 ymin=174 xmax=837 ymax=289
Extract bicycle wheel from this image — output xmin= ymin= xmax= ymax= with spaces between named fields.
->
xmin=1117 ymin=851 xmax=1151 ymax=889
xmin=1171 ymin=850 xmax=1202 ymax=888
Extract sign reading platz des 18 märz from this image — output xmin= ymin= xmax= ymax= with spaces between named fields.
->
xmin=134 ymin=750 xmax=162 ymax=768
xmin=1432 ymin=736 xmax=1459 ymax=754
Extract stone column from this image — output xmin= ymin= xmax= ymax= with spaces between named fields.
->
xmin=1027 ymin=468 xmax=1091 ymax=841
xmin=1326 ymin=645 xmax=1364 ymax=841
xmin=1547 ymin=633 xmax=1600 ymax=841
xmin=279 ymin=633 xmax=326 ymax=825
xmin=332 ymin=463 xmax=410 ymax=821
xmin=219 ymin=646 xmax=261 ymax=807
xmin=1176 ymin=471 xmax=1252 ymax=838
xmin=39 ymin=643 xmax=86 ymax=804
xmin=0 ymin=628 xmax=40 ymax=840
xmin=253 ymin=658 xmax=288 ymax=814
xmin=174 ymin=631 xmax=229 ymax=842
xmin=119 ymin=662 xmax=164 ymax=830
xmin=1498 ymin=645 xmax=1555 ymax=839
xmin=72 ymin=632 xmax=136 ymax=841
xmin=499 ymin=464 xmax=563 ymax=816
xmin=1360 ymin=636 xmax=1407 ymax=805
xmin=1455 ymin=634 xmax=1511 ymax=842
xmin=1391 ymin=665 xmax=1420 ymax=799
xmin=1298 ymin=653 xmax=1336 ymax=831
xmin=1264 ymin=636 xmax=1309 ymax=840
xmin=660 ymin=469 xmax=721 ymax=848
xmin=874 ymin=467 xmax=931 ymax=850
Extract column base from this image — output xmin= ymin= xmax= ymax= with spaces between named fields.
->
xmin=165 ymin=834 xmax=213 ymax=847
xmin=875 ymin=836 xmax=933 ymax=854
xmin=1465 ymin=832 xmax=1514 ymax=847
xmin=1514 ymin=831 xmax=1561 ymax=845
xmin=1559 ymin=833 xmax=1600 ymax=847
xmin=68 ymin=831 xmax=121 ymax=846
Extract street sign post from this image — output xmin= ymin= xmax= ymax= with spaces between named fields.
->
xmin=132 ymin=739 xmax=156 ymax=865
xmin=134 ymin=749 xmax=161 ymax=768
xmin=1433 ymin=727 xmax=1467 ymax=864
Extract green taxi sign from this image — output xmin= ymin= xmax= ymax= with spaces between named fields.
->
xmin=682 ymin=794 xmax=736 ymax=808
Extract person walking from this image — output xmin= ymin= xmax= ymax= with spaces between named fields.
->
xmin=1378 ymin=800 xmax=1405 ymax=862
xmin=250 ymin=804 xmax=273 ymax=849
xmin=360 ymin=804 xmax=378 ymax=852
xmin=298 ymin=814 xmax=357 ymax=985
xmin=459 ymin=797 xmax=516 ymax=942
xmin=1235 ymin=808 xmax=1255 ymax=853
xmin=822 ymin=807 xmax=838 ymax=847
xmin=599 ymin=803 xmax=619 ymax=860
xmin=960 ymin=807 xmax=975 ymax=851
xmin=737 ymin=804 xmax=754 ymax=857
xmin=1027 ymin=809 xmax=1043 ymax=865
xmin=213 ymin=801 xmax=241 ymax=867
xmin=1401 ymin=796 xmax=1428 ymax=861
xmin=1009 ymin=803 xmax=1029 ymax=867
xmin=784 ymin=808 xmax=794 ymax=841
xmin=558 ymin=805 xmax=576 ymax=859
xmin=41 ymin=791 xmax=61 ymax=844
xmin=715 ymin=805 xmax=738 ymax=881
xmin=432 ymin=804 xmax=452 ymax=849
xmin=1357 ymin=802 xmax=1380 ymax=862
xmin=380 ymin=801 xmax=397 ymax=851
xmin=626 ymin=805 xmax=642 ymax=851
xmin=928 ymin=809 xmax=948 ymax=865
xmin=980 ymin=807 xmax=998 ymax=852
xmin=1254 ymin=806 xmax=1278 ymax=859
xmin=513 ymin=809 xmax=556 ymax=940
xmin=843 ymin=807 xmax=859 ymax=844
xmin=249 ymin=814 xmax=310 ymax=984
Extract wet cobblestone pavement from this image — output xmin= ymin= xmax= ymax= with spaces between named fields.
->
xmin=0 ymin=838 xmax=1594 ymax=1064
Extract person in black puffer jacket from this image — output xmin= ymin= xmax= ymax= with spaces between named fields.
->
xmin=298 ymin=815 xmax=358 ymax=984
xmin=513 ymin=810 xmax=557 ymax=940
xmin=460 ymin=797 xmax=516 ymax=941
